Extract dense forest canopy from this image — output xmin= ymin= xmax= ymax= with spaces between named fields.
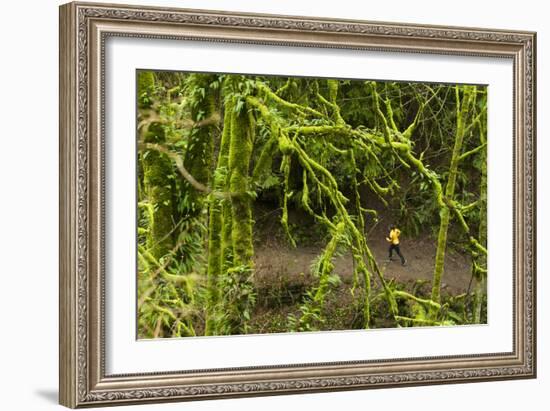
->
xmin=137 ymin=71 xmax=487 ymax=338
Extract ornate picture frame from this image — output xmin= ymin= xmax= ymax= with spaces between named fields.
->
xmin=59 ymin=1 xmax=536 ymax=408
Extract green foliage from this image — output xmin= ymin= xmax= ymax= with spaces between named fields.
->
xmin=215 ymin=265 xmax=257 ymax=335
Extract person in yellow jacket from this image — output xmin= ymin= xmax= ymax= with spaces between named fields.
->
xmin=386 ymin=224 xmax=406 ymax=266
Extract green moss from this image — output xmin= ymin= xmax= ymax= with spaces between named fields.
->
xmin=137 ymin=71 xmax=155 ymax=109
xmin=327 ymin=79 xmax=338 ymax=102
xmin=251 ymin=136 xmax=278 ymax=183
xmin=327 ymin=79 xmax=345 ymax=125
xmin=278 ymin=133 xmax=295 ymax=155
xmin=229 ymin=101 xmax=255 ymax=267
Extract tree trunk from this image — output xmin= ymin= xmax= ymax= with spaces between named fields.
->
xmin=182 ymin=74 xmax=218 ymax=216
xmin=205 ymin=98 xmax=234 ymax=335
xmin=142 ymin=122 xmax=175 ymax=259
xmin=473 ymin=107 xmax=487 ymax=323
xmin=228 ymin=103 xmax=255 ymax=267
xmin=431 ymin=85 xmax=476 ymax=304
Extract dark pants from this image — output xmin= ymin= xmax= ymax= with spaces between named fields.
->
xmin=389 ymin=244 xmax=405 ymax=264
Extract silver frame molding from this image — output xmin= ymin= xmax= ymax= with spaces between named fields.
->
xmin=59 ymin=2 xmax=537 ymax=408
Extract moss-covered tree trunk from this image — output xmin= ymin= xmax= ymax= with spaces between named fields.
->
xmin=205 ymin=98 xmax=234 ymax=335
xmin=224 ymin=98 xmax=256 ymax=334
xmin=431 ymin=85 xmax=476 ymax=303
xmin=137 ymin=71 xmax=176 ymax=260
xmin=473 ymin=111 xmax=488 ymax=323
xmin=182 ymin=74 xmax=218 ymax=215
xmin=228 ymin=102 xmax=255 ymax=268
xmin=142 ymin=123 xmax=176 ymax=259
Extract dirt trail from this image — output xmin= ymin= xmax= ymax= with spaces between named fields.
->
xmin=254 ymin=234 xmax=472 ymax=296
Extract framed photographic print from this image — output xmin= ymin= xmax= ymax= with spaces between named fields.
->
xmin=59 ymin=1 xmax=537 ymax=408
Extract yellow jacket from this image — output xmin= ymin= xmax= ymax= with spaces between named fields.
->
xmin=386 ymin=228 xmax=401 ymax=245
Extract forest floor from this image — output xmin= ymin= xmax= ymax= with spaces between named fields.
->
xmin=254 ymin=233 xmax=472 ymax=296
